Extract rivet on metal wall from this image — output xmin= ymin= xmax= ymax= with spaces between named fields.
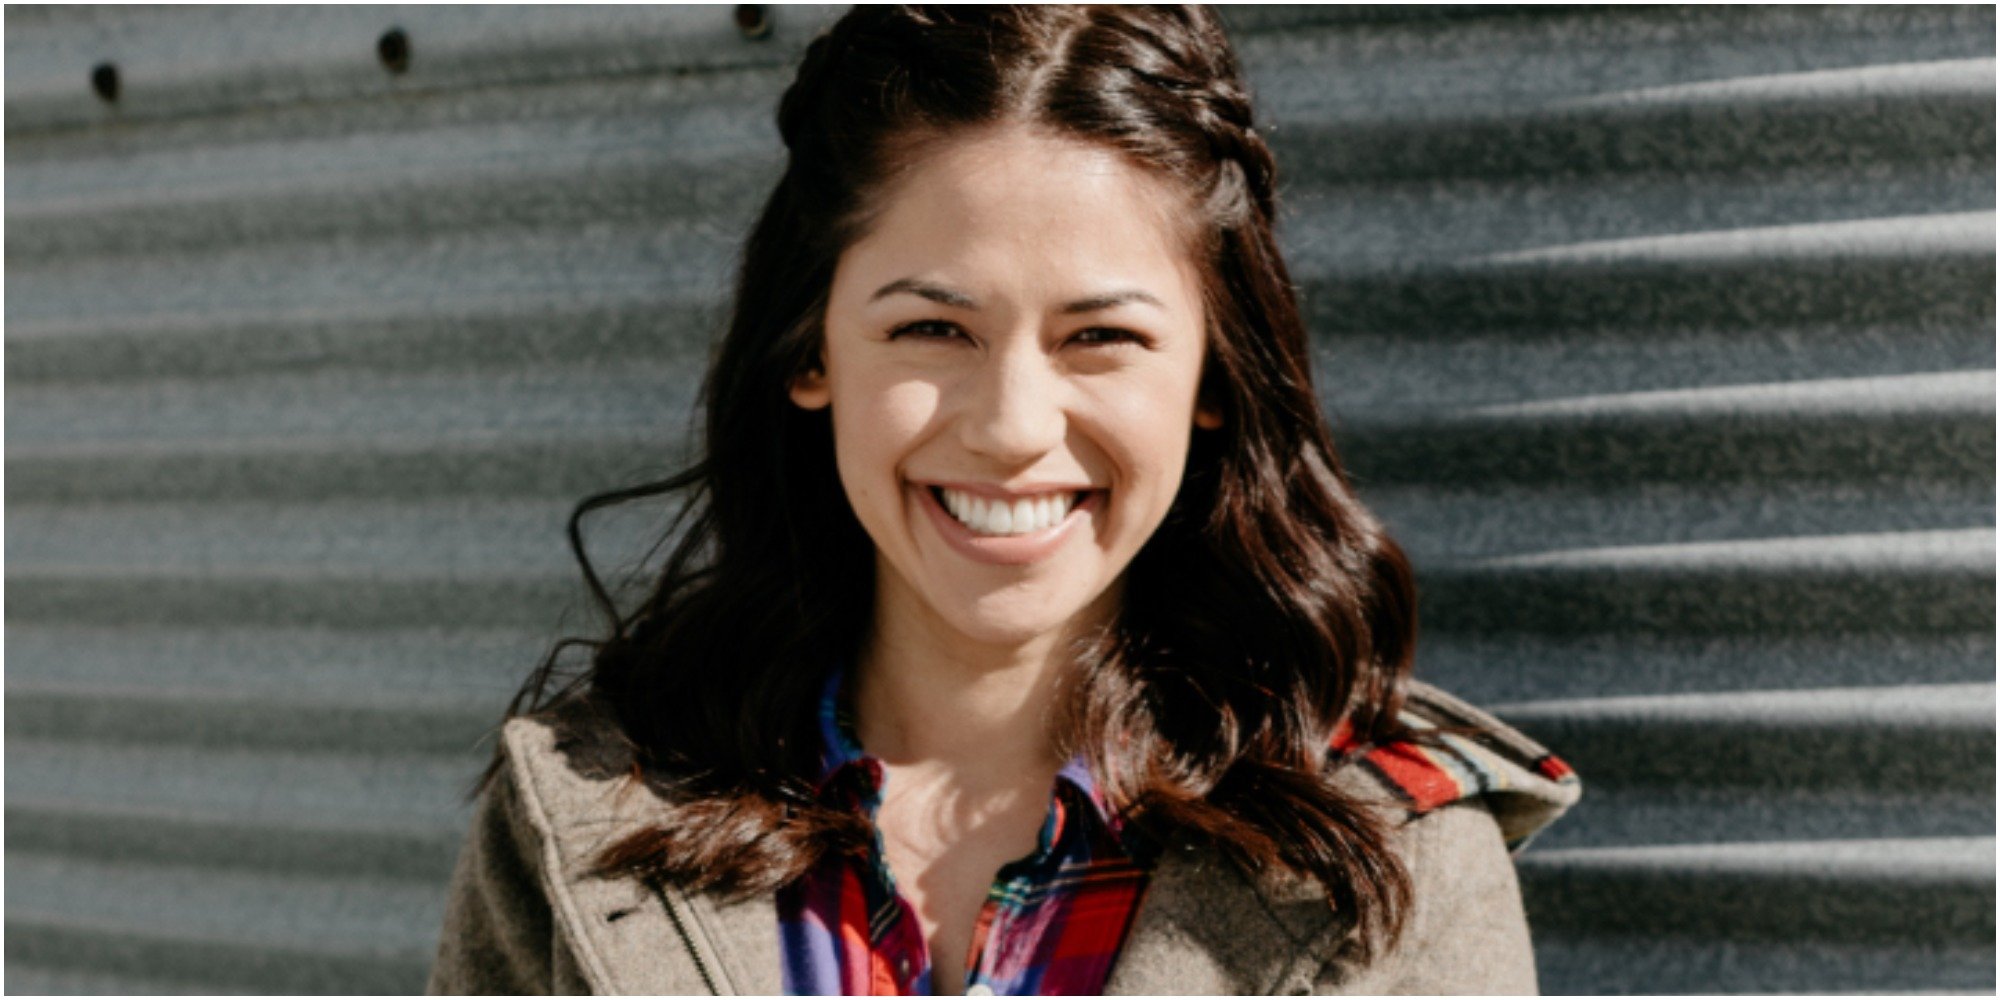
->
xmin=90 ymin=63 xmax=119 ymax=102
xmin=735 ymin=5 xmax=772 ymax=41
xmin=377 ymin=27 xmax=412 ymax=74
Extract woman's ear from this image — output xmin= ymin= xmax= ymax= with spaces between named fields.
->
xmin=1193 ymin=353 xmax=1224 ymax=429
xmin=789 ymin=367 xmax=832 ymax=410
xmin=1194 ymin=396 xmax=1223 ymax=430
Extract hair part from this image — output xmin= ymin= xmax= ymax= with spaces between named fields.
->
xmin=497 ymin=4 xmax=1421 ymax=959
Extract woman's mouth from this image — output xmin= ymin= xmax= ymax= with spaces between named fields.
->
xmin=932 ymin=486 xmax=1084 ymax=536
xmin=917 ymin=484 xmax=1104 ymax=566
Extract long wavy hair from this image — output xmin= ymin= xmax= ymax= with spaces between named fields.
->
xmin=498 ymin=4 xmax=1421 ymax=956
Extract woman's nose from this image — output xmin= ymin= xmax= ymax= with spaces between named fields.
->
xmin=957 ymin=346 xmax=1065 ymax=464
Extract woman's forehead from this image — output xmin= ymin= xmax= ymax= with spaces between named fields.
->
xmin=835 ymin=125 xmax=1204 ymax=311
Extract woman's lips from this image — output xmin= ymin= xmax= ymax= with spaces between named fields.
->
xmin=915 ymin=483 xmax=1102 ymax=566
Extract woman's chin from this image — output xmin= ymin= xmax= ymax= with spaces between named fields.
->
xmin=932 ymin=583 xmax=1120 ymax=650
xmin=939 ymin=609 xmax=1077 ymax=649
xmin=874 ymin=546 xmax=1125 ymax=651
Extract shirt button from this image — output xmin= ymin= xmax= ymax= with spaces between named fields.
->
xmin=895 ymin=958 xmax=911 ymax=979
xmin=966 ymin=985 xmax=996 ymax=996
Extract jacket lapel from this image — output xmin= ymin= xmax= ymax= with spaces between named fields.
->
xmin=1103 ymin=847 xmax=1345 ymax=995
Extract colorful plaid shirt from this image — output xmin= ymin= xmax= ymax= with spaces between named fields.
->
xmin=776 ymin=670 xmax=1150 ymax=995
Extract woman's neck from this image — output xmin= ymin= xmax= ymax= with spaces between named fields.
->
xmin=848 ymin=556 xmax=1128 ymax=788
xmin=852 ymin=618 xmax=1072 ymax=789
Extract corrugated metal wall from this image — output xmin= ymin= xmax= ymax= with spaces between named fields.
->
xmin=6 ymin=5 xmax=1992 ymax=994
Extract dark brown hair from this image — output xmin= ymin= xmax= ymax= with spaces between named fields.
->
xmin=501 ymin=4 xmax=1420 ymax=956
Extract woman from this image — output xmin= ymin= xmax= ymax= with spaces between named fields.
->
xmin=427 ymin=6 xmax=1578 ymax=995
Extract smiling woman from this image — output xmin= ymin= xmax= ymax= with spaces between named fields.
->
xmin=427 ymin=6 xmax=1578 ymax=996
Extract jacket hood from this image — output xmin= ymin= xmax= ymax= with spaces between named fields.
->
xmin=1337 ymin=679 xmax=1582 ymax=851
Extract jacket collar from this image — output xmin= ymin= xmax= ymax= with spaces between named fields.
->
xmin=499 ymin=679 xmax=1576 ymax=995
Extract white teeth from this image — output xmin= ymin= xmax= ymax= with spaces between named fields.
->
xmin=937 ymin=488 xmax=1082 ymax=536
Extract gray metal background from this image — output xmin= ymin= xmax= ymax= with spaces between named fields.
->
xmin=5 ymin=4 xmax=1993 ymax=994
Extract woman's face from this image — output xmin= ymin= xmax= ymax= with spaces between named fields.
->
xmin=792 ymin=124 xmax=1219 ymax=649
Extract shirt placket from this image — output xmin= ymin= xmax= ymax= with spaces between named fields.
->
xmin=960 ymin=791 xmax=1068 ymax=994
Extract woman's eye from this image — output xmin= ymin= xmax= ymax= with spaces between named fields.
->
xmin=888 ymin=320 xmax=967 ymax=342
xmin=1070 ymin=327 xmax=1145 ymax=347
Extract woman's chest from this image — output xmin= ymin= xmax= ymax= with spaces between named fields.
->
xmin=878 ymin=807 xmax=1047 ymax=993
xmin=776 ymin=777 xmax=1151 ymax=995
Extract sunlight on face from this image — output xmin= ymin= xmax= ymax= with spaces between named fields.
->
xmin=792 ymin=123 xmax=1219 ymax=650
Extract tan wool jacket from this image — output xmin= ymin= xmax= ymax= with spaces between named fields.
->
xmin=426 ymin=682 xmax=1579 ymax=995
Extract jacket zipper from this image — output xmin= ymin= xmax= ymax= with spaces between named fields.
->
xmin=656 ymin=884 xmax=726 ymax=995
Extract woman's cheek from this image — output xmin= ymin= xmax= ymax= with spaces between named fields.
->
xmin=834 ymin=376 xmax=941 ymax=485
xmin=869 ymin=377 xmax=945 ymax=446
xmin=1099 ymin=377 xmax=1199 ymax=478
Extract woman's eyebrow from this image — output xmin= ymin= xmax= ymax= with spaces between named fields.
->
xmin=870 ymin=277 xmax=1165 ymax=314
xmin=872 ymin=278 xmax=979 ymax=308
xmin=1064 ymin=288 xmax=1168 ymax=314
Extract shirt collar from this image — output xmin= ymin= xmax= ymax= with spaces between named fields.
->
xmin=812 ymin=666 xmax=869 ymax=789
